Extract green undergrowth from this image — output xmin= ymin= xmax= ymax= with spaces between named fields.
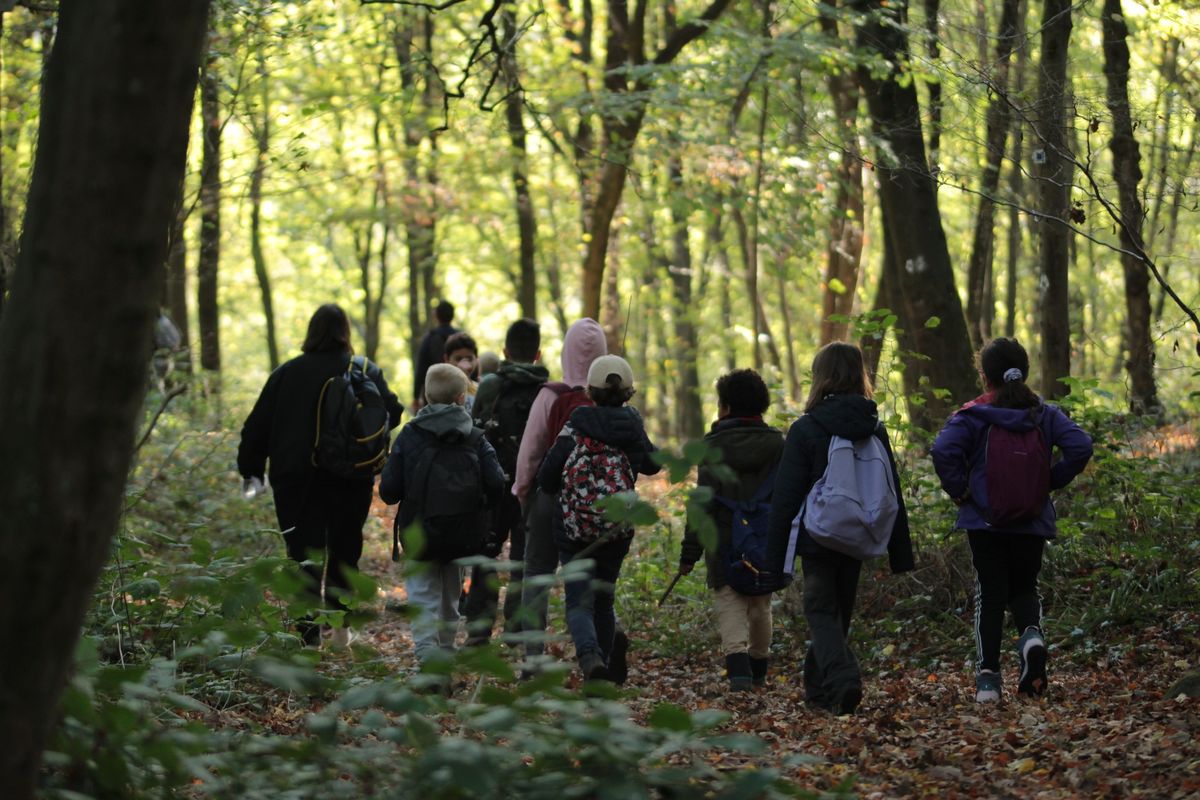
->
xmin=42 ymin=385 xmax=1199 ymax=798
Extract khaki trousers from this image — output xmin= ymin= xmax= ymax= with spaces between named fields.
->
xmin=713 ymin=585 xmax=772 ymax=658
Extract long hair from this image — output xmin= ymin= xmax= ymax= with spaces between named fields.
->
xmin=302 ymin=304 xmax=352 ymax=355
xmin=805 ymin=342 xmax=872 ymax=412
xmin=979 ymin=337 xmax=1040 ymax=409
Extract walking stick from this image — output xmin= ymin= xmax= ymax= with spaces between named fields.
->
xmin=657 ymin=570 xmax=684 ymax=607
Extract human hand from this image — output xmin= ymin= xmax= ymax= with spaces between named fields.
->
xmin=242 ymin=476 xmax=265 ymax=499
xmin=678 ymin=562 xmax=693 ymax=576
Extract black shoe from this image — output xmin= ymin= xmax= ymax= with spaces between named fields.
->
xmin=609 ymin=630 xmax=630 ymax=685
xmin=834 ymin=685 xmax=862 ymax=715
xmin=580 ymin=652 xmax=610 ymax=682
xmin=725 ymin=652 xmax=754 ymax=692
xmin=749 ymin=656 xmax=769 ymax=687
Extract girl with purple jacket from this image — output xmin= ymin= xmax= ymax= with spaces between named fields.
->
xmin=931 ymin=338 xmax=1093 ymax=703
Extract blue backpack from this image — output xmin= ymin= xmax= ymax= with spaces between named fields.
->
xmin=714 ymin=467 xmax=791 ymax=596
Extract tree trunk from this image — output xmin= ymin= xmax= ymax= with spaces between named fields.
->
xmin=1155 ymin=118 xmax=1197 ymax=322
xmin=924 ymin=0 xmax=942 ymax=175
xmin=667 ymin=154 xmax=704 ymax=440
xmin=0 ymin=3 xmax=208 ymax=796
xmin=964 ymin=0 xmax=1020 ymax=350
xmin=851 ymin=0 xmax=978 ymax=418
xmin=1034 ymin=0 xmax=1073 ymax=399
xmin=818 ymin=3 xmax=864 ymax=346
xmin=503 ymin=9 xmax=538 ymax=320
xmin=197 ymin=39 xmax=222 ymax=374
xmin=1004 ymin=7 xmax=1029 ymax=340
xmin=165 ymin=181 xmax=192 ymax=374
xmin=1101 ymin=0 xmax=1159 ymax=415
xmin=249 ymin=50 xmax=279 ymax=371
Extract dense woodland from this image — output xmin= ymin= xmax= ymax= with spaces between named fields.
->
xmin=0 ymin=0 xmax=1197 ymax=798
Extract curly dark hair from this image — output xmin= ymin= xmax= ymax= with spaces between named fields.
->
xmin=716 ymin=368 xmax=770 ymax=417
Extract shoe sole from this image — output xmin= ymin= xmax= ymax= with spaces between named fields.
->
xmin=1018 ymin=641 xmax=1048 ymax=696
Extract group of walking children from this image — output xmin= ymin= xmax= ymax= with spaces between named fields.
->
xmin=240 ymin=303 xmax=1093 ymax=707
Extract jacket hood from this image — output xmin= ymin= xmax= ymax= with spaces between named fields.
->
xmin=569 ymin=405 xmax=645 ymax=448
xmin=957 ymin=401 xmax=1045 ymax=432
xmin=497 ymin=361 xmax=550 ymax=385
xmin=562 ymin=318 xmax=607 ymax=387
xmin=410 ymin=403 xmax=474 ymax=438
xmin=706 ymin=418 xmax=783 ymax=473
xmin=808 ymin=394 xmax=880 ymax=439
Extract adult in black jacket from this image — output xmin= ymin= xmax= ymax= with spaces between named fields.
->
xmin=765 ymin=343 xmax=913 ymax=714
xmin=238 ymin=304 xmax=402 ymax=646
xmin=412 ymin=300 xmax=459 ymax=411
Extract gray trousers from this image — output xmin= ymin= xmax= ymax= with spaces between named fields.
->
xmin=518 ymin=489 xmax=559 ymax=656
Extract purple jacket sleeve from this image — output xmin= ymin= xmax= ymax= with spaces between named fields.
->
xmin=930 ymin=413 xmax=975 ymax=501
xmin=1045 ymin=406 xmax=1093 ymax=490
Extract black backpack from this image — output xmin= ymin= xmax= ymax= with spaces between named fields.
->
xmin=393 ymin=428 xmax=488 ymax=563
xmin=312 ymin=356 xmax=390 ymax=478
xmin=482 ymin=377 xmax=545 ymax=480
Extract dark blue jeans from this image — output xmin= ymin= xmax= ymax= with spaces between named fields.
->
xmin=801 ymin=551 xmax=863 ymax=707
xmin=559 ymin=534 xmax=632 ymax=663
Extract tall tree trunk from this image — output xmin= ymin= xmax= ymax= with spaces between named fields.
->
xmin=964 ymin=0 xmax=1020 ymax=350
xmin=503 ymin=8 xmax=538 ymax=320
xmin=924 ymin=0 xmax=942 ymax=175
xmin=850 ymin=0 xmax=978 ymax=418
xmin=197 ymin=40 xmax=222 ymax=374
xmin=165 ymin=180 xmax=192 ymax=373
xmin=1004 ymin=4 xmax=1029 ymax=339
xmin=580 ymin=0 xmax=734 ymax=320
xmin=249 ymin=49 xmax=279 ymax=371
xmin=1034 ymin=0 xmax=1073 ymax=399
xmin=1101 ymin=0 xmax=1158 ymax=415
xmin=818 ymin=3 xmax=864 ymax=345
xmin=667 ymin=153 xmax=704 ymax=440
xmin=1155 ymin=118 xmax=1197 ymax=322
xmin=0 ymin=3 xmax=208 ymax=796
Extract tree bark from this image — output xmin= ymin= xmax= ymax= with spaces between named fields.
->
xmin=817 ymin=4 xmax=864 ymax=345
xmin=1034 ymin=0 xmax=1073 ymax=399
xmin=580 ymin=0 xmax=734 ymax=320
xmin=667 ymin=153 xmax=704 ymax=440
xmin=850 ymin=0 xmax=977 ymax=418
xmin=1101 ymin=0 xmax=1159 ymax=415
xmin=964 ymin=0 xmax=1020 ymax=350
xmin=924 ymin=0 xmax=942 ymax=175
xmin=249 ymin=46 xmax=279 ymax=370
xmin=503 ymin=8 xmax=538 ymax=320
xmin=165 ymin=180 xmax=192 ymax=374
xmin=197 ymin=36 xmax=222 ymax=374
xmin=0 ymin=3 xmax=208 ymax=796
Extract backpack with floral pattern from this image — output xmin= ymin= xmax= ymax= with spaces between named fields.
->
xmin=559 ymin=429 xmax=636 ymax=543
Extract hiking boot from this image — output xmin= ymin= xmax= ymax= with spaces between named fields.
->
xmin=976 ymin=669 xmax=1002 ymax=703
xmin=580 ymin=652 xmax=610 ymax=682
xmin=609 ymin=630 xmax=630 ymax=685
xmin=749 ymin=656 xmax=769 ymax=687
xmin=1017 ymin=626 xmax=1048 ymax=697
xmin=725 ymin=653 xmax=754 ymax=693
xmin=834 ymin=685 xmax=862 ymax=715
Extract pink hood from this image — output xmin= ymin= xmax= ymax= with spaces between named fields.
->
xmin=512 ymin=318 xmax=608 ymax=502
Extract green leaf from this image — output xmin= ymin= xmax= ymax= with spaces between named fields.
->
xmin=924 ymin=315 xmax=941 ymax=328
xmin=648 ymin=703 xmax=692 ymax=732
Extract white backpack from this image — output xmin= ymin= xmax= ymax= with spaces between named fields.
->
xmin=785 ymin=434 xmax=899 ymax=566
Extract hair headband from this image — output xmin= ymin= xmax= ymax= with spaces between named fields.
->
xmin=1002 ymin=367 xmax=1024 ymax=383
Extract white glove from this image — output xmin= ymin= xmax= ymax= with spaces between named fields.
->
xmin=242 ymin=476 xmax=265 ymax=499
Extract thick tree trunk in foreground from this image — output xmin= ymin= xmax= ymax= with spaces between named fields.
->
xmin=197 ymin=42 xmax=222 ymax=373
xmin=0 ymin=2 xmax=208 ymax=796
xmin=851 ymin=0 xmax=977 ymax=418
xmin=1101 ymin=0 xmax=1159 ymax=415
xmin=1035 ymin=0 xmax=1073 ymax=399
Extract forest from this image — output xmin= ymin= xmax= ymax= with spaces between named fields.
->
xmin=0 ymin=0 xmax=1196 ymax=797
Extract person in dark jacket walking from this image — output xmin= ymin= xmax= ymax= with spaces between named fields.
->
xmin=462 ymin=319 xmax=549 ymax=645
xmin=412 ymin=300 xmax=459 ymax=412
xmin=680 ymin=369 xmax=785 ymax=691
xmin=238 ymin=304 xmax=403 ymax=647
xmin=765 ymin=342 xmax=914 ymax=714
xmin=931 ymin=337 xmax=1093 ymax=703
xmin=380 ymin=364 xmax=506 ymax=665
xmin=537 ymin=355 xmax=660 ymax=682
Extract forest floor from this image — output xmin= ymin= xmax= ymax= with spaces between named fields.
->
xmin=262 ymin=485 xmax=1200 ymax=800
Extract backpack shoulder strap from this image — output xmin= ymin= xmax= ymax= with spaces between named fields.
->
xmin=751 ymin=464 xmax=779 ymax=504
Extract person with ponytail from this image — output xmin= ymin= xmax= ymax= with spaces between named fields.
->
xmin=931 ymin=337 xmax=1093 ymax=703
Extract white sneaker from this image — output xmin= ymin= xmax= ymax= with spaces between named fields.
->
xmin=975 ymin=669 xmax=1002 ymax=703
xmin=326 ymin=627 xmax=352 ymax=649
